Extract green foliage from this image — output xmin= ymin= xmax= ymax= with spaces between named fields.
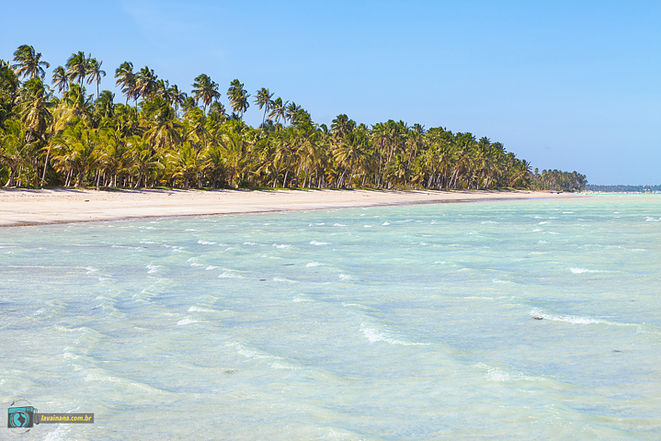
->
xmin=531 ymin=169 xmax=587 ymax=192
xmin=0 ymin=44 xmax=587 ymax=190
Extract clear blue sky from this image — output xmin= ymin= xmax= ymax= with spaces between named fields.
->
xmin=2 ymin=0 xmax=660 ymax=184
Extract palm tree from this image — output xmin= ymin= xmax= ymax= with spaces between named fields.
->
xmin=51 ymin=66 xmax=69 ymax=93
xmin=285 ymin=102 xmax=302 ymax=125
xmin=66 ymin=51 xmax=88 ymax=86
xmin=219 ymin=131 xmax=248 ymax=187
xmin=53 ymin=83 xmax=93 ymax=131
xmin=95 ymin=90 xmax=115 ymax=120
xmin=142 ymin=97 xmax=181 ymax=152
xmin=227 ymin=79 xmax=249 ymax=119
xmin=12 ymin=45 xmax=50 ymax=79
xmin=114 ymin=61 xmax=136 ymax=104
xmin=50 ymin=123 xmax=102 ymax=187
xmin=134 ymin=66 xmax=158 ymax=100
xmin=86 ymin=58 xmax=106 ymax=98
xmin=0 ymin=120 xmax=32 ymax=186
xmin=18 ymin=78 xmax=53 ymax=144
xmin=254 ymin=87 xmax=274 ymax=132
xmin=268 ymin=97 xmax=288 ymax=127
xmin=191 ymin=74 xmax=220 ymax=113
xmin=168 ymin=84 xmax=187 ymax=114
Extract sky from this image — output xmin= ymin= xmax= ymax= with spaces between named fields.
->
xmin=2 ymin=0 xmax=660 ymax=184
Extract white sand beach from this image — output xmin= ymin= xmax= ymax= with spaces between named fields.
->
xmin=0 ymin=189 xmax=581 ymax=227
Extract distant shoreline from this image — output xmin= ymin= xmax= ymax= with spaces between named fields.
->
xmin=0 ymin=189 xmax=583 ymax=228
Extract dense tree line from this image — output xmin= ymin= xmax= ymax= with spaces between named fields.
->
xmin=585 ymin=184 xmax=661 ymax=192
xmin=531 ymin=169 xmax=587 ymax=192
xmin=0 ymin=45 xmax=586 ymax=191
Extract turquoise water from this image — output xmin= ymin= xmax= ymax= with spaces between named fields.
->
xmin=1 ymin=195 xmax=660 ymax=440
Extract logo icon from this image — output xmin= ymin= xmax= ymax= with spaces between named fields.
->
xmin=8 ymin=406 xmax=35 ymax=429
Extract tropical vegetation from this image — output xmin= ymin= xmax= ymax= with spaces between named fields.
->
xmin=0 ymin=45 xmax=586 ymax=191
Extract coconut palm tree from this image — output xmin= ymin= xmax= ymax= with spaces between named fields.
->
xmin=0 ymin=120 xmax=33 ymax=186
xmin=114 ymin=61 xmax=136 ymax=105
xmin=268 ymin=97 xmax=288 ymax=127
xmin=12 ymin=45 xmax=50 ymax=79
xmin=168 ymin=84 xmax=187 ymax=114
xmin=51 ymin=66 xmax=69 ymax=93
xmin=65 ymin=51 xmax=88 ymax=86
xmin=95 ymin=90 xmax=115 ymax=120
xmin=134 ymin=66 xmax=158 ymax=100
xmin=191 ymin=74 xmax=220 ymax=113
xmin=285 ymin=102 xmax=302 ymax=125
xmin=254 ymin=87 xmax=274 ymax=132
xmin=86 ymin=58 xmax=106 ymax=98
xmin=227 ymin=79 xmax=249 ymax=119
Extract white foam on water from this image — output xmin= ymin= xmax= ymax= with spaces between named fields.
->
xmin=188 ymin=305 xmax=216 ymax=313
xmin=341 ymin=302 xmax=364 ymax=308
xmin=227 ymin=342 xmax=279 ymax=361
xmin=645 ymin=216 xmax=660 ymax=222
xmin=481 ymin=220 xmax=498 ymax=224
xmin=382 ymin=221 xmax=391 ymax=226
xmin=292 ymin=296 xmax=311 ymax=302
xmin=218 ymin=270 xmax=244 ymax=279
xmin=338 ymin=274 xmax=351 ymax=280
xmin=306 ymin=262 xmax=321 ymax=267
xmin=570 ymin=267 xmax=607 ymax=274
xmin=310 ymin=240 xmax=329 ymax=246
xmin=184 ymin=228 xmax=198 ymax=232
xmin=146 ymin=264 xmax=160 ymax=274
xmin=243 ymin=241 xmax=257 ymax=246
xmin=273 ymin=243 xmax=291 ymax=249
xmin=562 ymin=211 xmax=575 ymax=214
xmin=177 ymin=318 xmax=197 ymax=326
xmin=538 ymin=221 xmax=549 ymax=225
xmin=110 ymin=244 xmax=141 ymax=250
xmin=271 ymin=361 xmax=300 ymax=370
xmin=190 ymin=262 xmax=204 ymax=267
xmin=530 ymin=308 xmax=634 ymax=327
xmin=84 ymin=266 xmax=99 ymax=274
xmin=273 ymin=277 xmax=296 ymax=283
xmin=532 ymin=228 xmax=543 ymax=232
xmin=360 ymin=323 xmax=429 ymax=346
xmin=363 ymin=225 xmax=373 ymax=228
xmin=333 ymin=223 xmax=347 ymax=227
xmin=492 ymin=278 xmax=513 ymax=285
xmin=197 ymin=240 xmax=217 ymax=245
xmin=205 ymin=265 xmax=218 ymax=270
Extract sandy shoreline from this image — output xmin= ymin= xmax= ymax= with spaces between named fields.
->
xmin=0 ymin=189 xmax=582 ymax=227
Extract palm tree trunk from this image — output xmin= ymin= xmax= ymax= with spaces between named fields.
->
xmin=41 ymin=146 xmax=51 ymax=187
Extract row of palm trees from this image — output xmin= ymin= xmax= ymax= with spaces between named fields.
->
xmin=0 ymin=45 xmax=587 ymax=191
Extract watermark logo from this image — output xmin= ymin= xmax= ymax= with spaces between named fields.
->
xmin=7 ymin=406 xmax=34 ymax=429
xmin=7 ymin=399 xmax=94 ymax=434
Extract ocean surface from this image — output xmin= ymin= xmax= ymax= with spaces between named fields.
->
xmin=1 ymin=194 xmax=660 ymax=440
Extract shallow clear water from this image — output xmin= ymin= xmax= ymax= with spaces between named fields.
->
xmin=1 ymin=195 xmax=660 ymax=440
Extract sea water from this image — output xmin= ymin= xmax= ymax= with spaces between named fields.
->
xmin=1 ymin=195 xmax=660 ymax=440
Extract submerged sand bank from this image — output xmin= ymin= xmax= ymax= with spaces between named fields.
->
xmin=0 ymin=189 xmax=582 ymax=227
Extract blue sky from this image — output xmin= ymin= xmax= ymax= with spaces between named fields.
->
xmin=2 ymin=0 xmax=660 ymax=184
